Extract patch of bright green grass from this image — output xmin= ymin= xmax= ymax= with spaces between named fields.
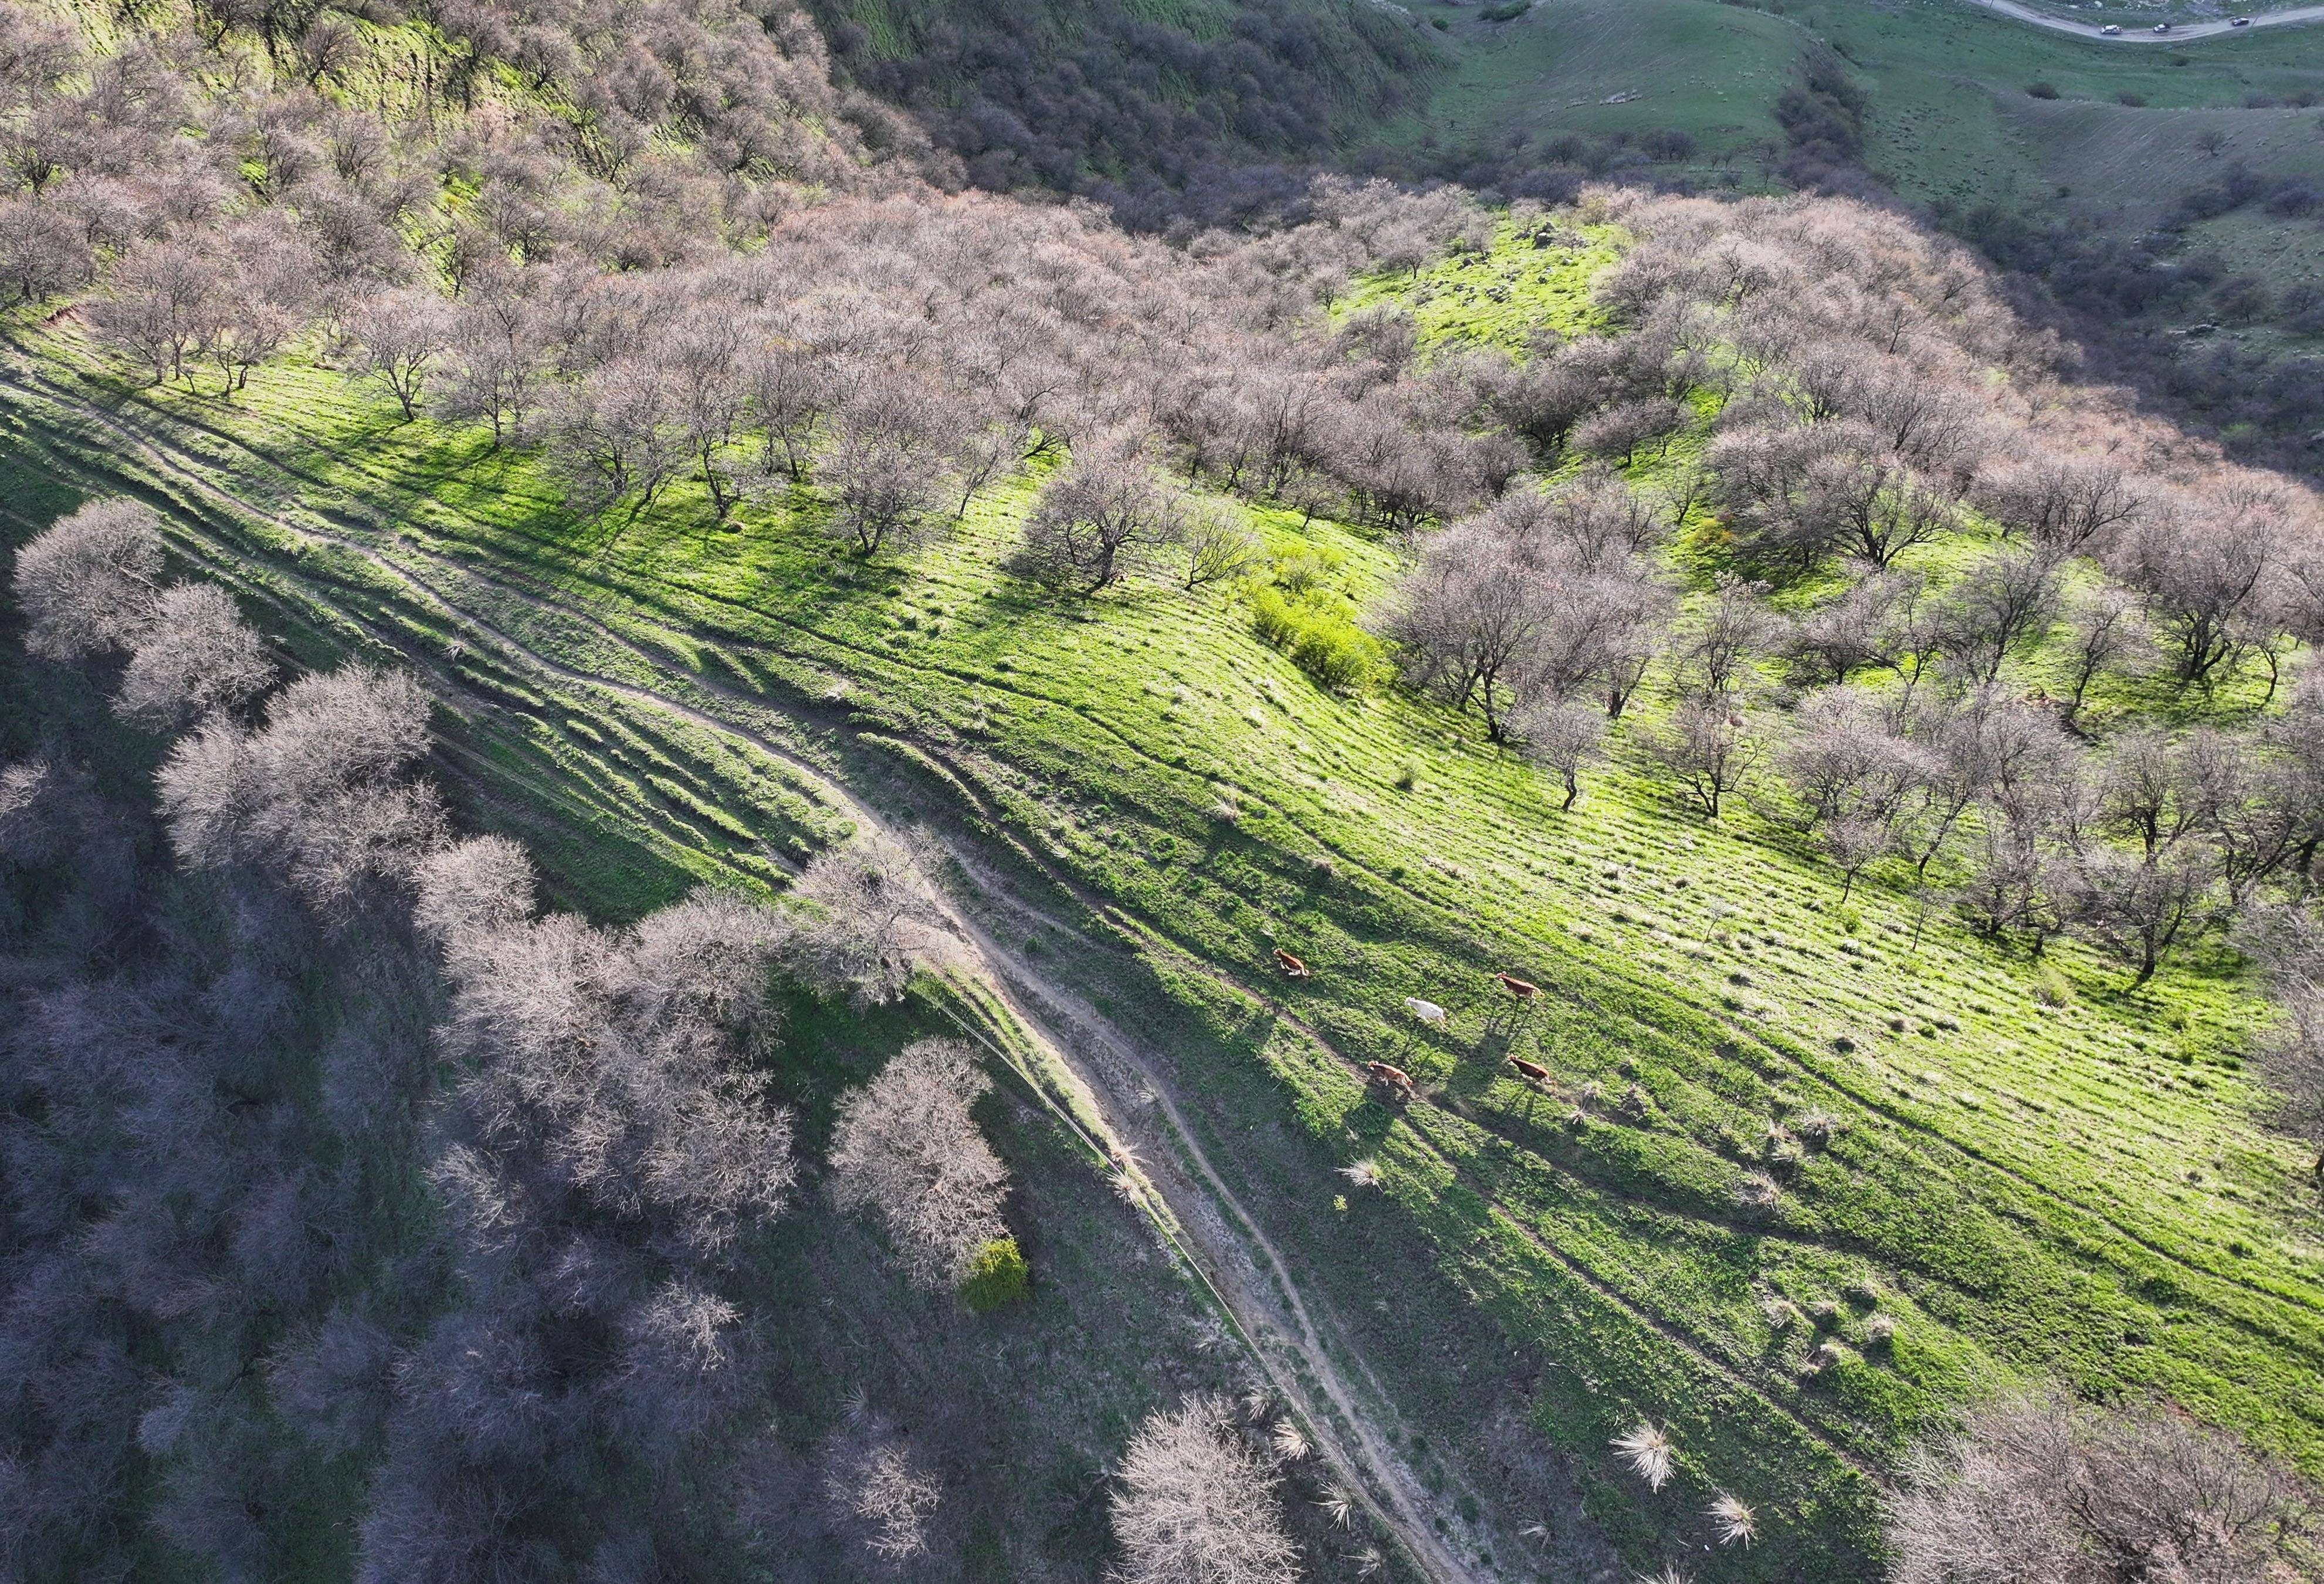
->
xmin=1343 ymin=211 xmax=1624 ymax=348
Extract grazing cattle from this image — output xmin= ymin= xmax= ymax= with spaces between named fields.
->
xmin=1507 ymin=1055 xmax=1551 ymax=1085
xmin=1273 ymin=946 xmax=1311 ymax=979
xmin=1493 ymin=972 xmax=1540 ymax=1001
xmin=1404 ymin=996 xmax=1449 ymax=1030
xmin=1364 ymin=1062 xmax=1418 ymax=1102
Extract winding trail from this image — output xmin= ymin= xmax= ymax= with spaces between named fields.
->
xmin=907 ymin=755 xmax=1899 ymax=1481
xmin=0 ymin=358 xmax=1497 ymax=1584
xmin=15 ymin=344 xmax=2318 ymax=1566
xmin=1952 ymin=0 xmax=2324 ymax=42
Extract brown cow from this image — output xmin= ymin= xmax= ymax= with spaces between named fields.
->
xmin=1507 ymin=1055 xmax=1551 ymax=1085
xmin=1273 ymin=946 xmax=1312 ymax=979
xmin=1493 ymin=972 xmax=1540 ymax=1001
xmin=1364 ymin=1061 xmax=1418 ymax=1102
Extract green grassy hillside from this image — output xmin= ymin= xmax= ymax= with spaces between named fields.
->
xmin=1393 ymin=0 xmax=2324 ymax=189
xmin=1835 ymin=3 xmax=2324 ymax=202
xmin=6 ymin=212 xmax=2319 ymax=1581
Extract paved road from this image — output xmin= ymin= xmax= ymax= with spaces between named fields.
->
xmin=1956 ymin=0 xmax=2324 ymax=42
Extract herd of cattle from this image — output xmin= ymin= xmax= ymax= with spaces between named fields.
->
xmin=1268 ymin=947 xmax=1549 ymax=1106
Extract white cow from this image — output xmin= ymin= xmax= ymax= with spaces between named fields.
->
xmin=1403 ymin=997 xmax=1449 ymax=1030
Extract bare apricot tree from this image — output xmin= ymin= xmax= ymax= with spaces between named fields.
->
xmin=824 ymin=1428 xmax=943 ymax=1566
xmin=412 ymin=834 xmax=537 ymax=949
xmin=156 ymin=665 xmax=447 ymax=911
xmin=1010 ymin=442 xmax=1187 ymax=595
xmin=1177 ymin=500 xmax=1260 ymax=591
xmin=1652 ymin=700 xmax=1759 ymax=820
xmin=1890 ymin=1392 xmax=2313 ymax=1584
xmin=114 ymin=584 xmax=275 ymax=730
xmin=1110 ymin=1395 xmax=1300 ymax=1584
xmin=827 ymin=1038 xmax=1011 ymax=1290
xmin=11 ymin=499 xmax=164 ymax=661
xmin=2247 ymin=906 xmax=2324 ymax=1190
xmin=349 ymin=290 xmax=453 ymax=422
xmin=785 ymin=830 xmax=944 ymax=1006
xmin=1512 ymin=697 xmax=1606 ymax=810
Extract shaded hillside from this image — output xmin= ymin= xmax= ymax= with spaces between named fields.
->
xmin=808 ymin=0 xmax=1442 ymax=225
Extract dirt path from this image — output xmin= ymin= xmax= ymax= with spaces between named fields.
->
xmin=896 ymin=750 xmax=1899 ymax=1481
xmin=0 ymin=363 xmax=1495 ymax=1584
xmin=1952 ymin=0 xmax=2324 ymax=41
xmin=20 ymin=355 xmax=2315 ymax=1532
xmin=36 ymin=357 xmax=2292 ymax=1317
xmin=951 ymin=899 xmax=1496 ymax=1584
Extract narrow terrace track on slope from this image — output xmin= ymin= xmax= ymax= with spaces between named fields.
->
xmin=892 ymin=720 xmax=2324 ymax=1386
xmin=893 ymin=753 xmax=1892 ymax=1480
xmin=0 ymin=361 xmax=1489 ymax=1584
xmin=14 ymin=353 xmax=2323 ymax=1519
xmin=12 ymin=358 xmax=2317 ymax=1369
xmin=29 ymin=364 xmax=2308 ymax=1307
xmin=97 ymin=374 xmax=2296 ymax=1328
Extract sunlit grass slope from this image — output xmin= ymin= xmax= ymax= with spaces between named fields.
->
xmin=3 ymin=216 xmax=2321 ymax=1580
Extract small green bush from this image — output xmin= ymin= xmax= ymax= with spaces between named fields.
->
xmin=962 ymin=1237 xmax=1029 ymax=1312
xmin=1251 ymin=587 xmax=1301 ymax=649
xmin=1289 ymin=620 xmax=1374 ymax=689
xmin=1249 ymin=588 xmax=1378 ymax=691
xmin=1480 ymin=1 xmax=1530 ymax=19
xmin=1270 ymin=545 xmax=1341 ymax=595
xmin=2032 ymin=967 xmax=2074 ymax=1008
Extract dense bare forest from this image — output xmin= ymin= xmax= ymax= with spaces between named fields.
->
xmin=2 ymin=500 xmax=1363 ymax=1581
xmin=1388 ymin=194 xmax=2324 ymax=990
xmin=5 ymin=0 xmax=2324 ymax=1578
xmin=5 ymin=500 xmax=854 ymax=1578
